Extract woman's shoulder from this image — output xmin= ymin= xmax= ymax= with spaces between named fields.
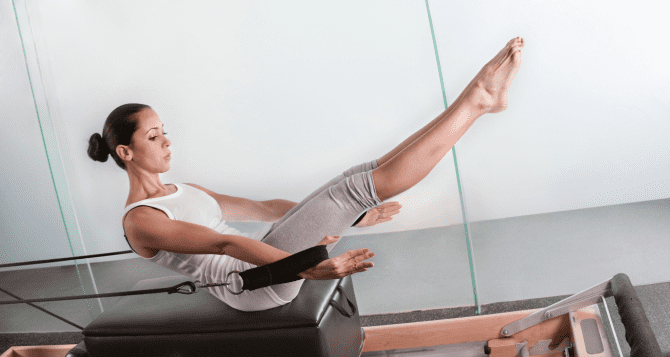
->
xmin=122 ymin=206 xmax=167 ymax=259
xmin=125 ymin=184 xmax=180 ymax=207
xmin=183 ymin=182 xmax=216 ymax=196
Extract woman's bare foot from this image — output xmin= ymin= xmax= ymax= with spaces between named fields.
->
xmin=460 ymin=37 xmax=524 ymax=115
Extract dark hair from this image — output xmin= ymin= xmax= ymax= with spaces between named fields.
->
xmin=87 ymin=103 xmax=151 ymax=171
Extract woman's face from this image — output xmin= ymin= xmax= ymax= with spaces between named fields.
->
xmin=126 ymin=108 xmax=171 ymax=173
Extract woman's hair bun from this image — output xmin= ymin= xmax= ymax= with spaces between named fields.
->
xmin=87 ymin=133 xmax=110 ymax=162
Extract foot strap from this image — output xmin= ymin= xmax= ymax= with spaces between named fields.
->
xmin=239 ymin=245 xmax=329 ymax=291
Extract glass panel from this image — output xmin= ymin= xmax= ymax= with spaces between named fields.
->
xmin=18 ymin=0 xmax=477 ymax=319
xmin=430 ymin=0 xmax=670 ymax=305
xmin=0 ymin=0 xmax=100 ymax=333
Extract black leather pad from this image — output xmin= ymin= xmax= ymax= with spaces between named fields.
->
xmin=83 ymin=275 xmax=363 ymax=357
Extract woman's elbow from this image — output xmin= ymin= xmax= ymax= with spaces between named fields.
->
xmin=217 ymin=235 xmax=231 ymax=255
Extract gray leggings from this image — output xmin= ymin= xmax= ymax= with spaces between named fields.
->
xmin=260 ymin=160 xmax=382 ymax=301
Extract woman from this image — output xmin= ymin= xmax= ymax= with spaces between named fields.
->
xmin=87 ymin=37 xmax=524 ymax=311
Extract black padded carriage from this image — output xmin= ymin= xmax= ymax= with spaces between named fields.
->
xmin=68 ymin=275 xmax=364 ymax=357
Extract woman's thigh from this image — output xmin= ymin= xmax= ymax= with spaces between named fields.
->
xmin=262 ymin=159 xmax=378 ymax=246
xmin=260 ymin=162 xmax=382 ymax=254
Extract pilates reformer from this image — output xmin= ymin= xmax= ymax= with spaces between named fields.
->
xmin=1 ymin=249 xmax=663 ymax=357
xmin=362 ymin=273 xmax=662 ymax=357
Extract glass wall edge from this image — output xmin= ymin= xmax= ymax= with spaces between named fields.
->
xmin=424 ymin=0 xmax=481 ymax=314
xmin=12 ymin=0 xmax=103 ymax=316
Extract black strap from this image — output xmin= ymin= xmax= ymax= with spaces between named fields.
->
xmin=0 ymin=286 xmax=85 ymax=329
xmin=0 ymin=281 xmax=197 ymax=305
xmin=0 ymin=250 xmax=134 ymax=269
xmin=329 ymin=285 xmax=357 ymax=318
xmin=240 ymin=245 xmax=329 ymax=291
xmin=0 ymin=246 xmax=329 ymax=304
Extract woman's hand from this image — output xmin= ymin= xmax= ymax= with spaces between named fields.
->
xmin=298 ymin=244 xmax=375 ymax=280
xmin=354 ymin=201 xmax=402 ymax=228
xmin=317 ymin=235 xmax=341 ymax=246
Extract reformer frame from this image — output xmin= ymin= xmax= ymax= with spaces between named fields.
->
xmin=362 ymin=273 xmax=661 ymax=357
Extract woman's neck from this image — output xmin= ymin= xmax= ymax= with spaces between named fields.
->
xmin=126 ymin=171 xmax=171 ymax=206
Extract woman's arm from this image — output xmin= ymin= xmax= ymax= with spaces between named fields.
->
xmin=185 ymin=183 xmax=296 ymax=222
xmin=124 ymin=207 xmax=374 ymax=278
xmin=257 ymin=199 xmax=297 ymax=221
xmin=125 ymin=206 xmax=291 ymax=265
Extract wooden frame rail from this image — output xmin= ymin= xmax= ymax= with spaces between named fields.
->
xmin=362 ymin=308 xmax=570 ymax=353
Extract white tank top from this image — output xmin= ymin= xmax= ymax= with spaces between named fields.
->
xmin=121 ymin=183 xmax=273 ymax=284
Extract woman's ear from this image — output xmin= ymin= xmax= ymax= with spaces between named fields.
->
xmin=116 ymin=145 xmax=132 ymax=162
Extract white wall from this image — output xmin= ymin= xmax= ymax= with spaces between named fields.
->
xmin=5 ymin=0 xmax=669 ymax=262
xmin=430 ymin=0 xmax=670 ymax=221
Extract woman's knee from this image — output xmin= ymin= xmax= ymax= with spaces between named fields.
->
xmin=343 ymin=160 xmax=379 ymax=178
xmin=371 ymin=168 xmax=391 ymax=202
xmin=345 ymin=171 xmax=384 ymax=208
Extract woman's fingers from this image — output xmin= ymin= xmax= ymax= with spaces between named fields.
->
xmin=351 ymin=249 xmax=375 ymax=263
xmin=345 ymin=248 xmax=374 ymax=261
xmin=341 ymin=248 xmax=374 ymax=275
xmin=317 ymin=235 xmax=341 ymax=246
xmin=304 ymin=249 xmax=375 ymax=280
xmin=381 ymin=201 xmax=402 ymax=208
xmin=378 ymin=201 xmax=402 ymax=218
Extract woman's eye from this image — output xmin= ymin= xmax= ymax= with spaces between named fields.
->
xmin=150 ymin=133 xmax=167 ymax=140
